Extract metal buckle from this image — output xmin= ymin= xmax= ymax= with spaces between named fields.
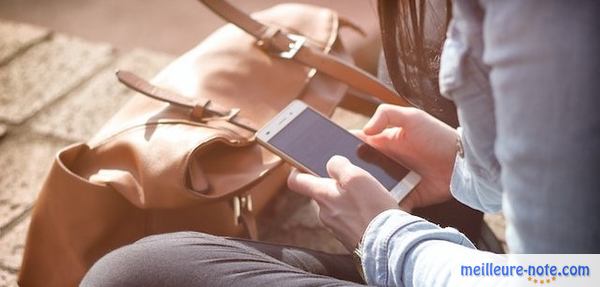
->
xmin=276 ymin=34 xmax=306 ymax=59
xmin=256 ymin=29 xmax=306 ymax=60
xmin=233 ymin=195 xmax=253 ymax=225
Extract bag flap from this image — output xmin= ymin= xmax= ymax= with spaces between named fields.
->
xmin=78 ymin=122 xmax=253 ymax=208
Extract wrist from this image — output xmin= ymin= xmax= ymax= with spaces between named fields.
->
xmin=351 ymin=237 xmax=365 ymax=280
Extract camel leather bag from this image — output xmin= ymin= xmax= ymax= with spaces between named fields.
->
xmin=18 ymin=1 xmax=409 ymax=286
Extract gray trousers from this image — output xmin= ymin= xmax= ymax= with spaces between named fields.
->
xmin=81 ymin=232 xmax=364 ymax=287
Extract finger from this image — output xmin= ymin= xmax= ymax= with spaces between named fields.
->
xmin=365 ymin=127 xmax=403 ymax=147
xmin=325 ymin=155 xmax=352 ymax=181
xmin=287 ymin=169 xmax=335 ymax=200
xmin=326 ymin=155 xmax=370 ymax=188
xmin=360 ymin=128 xmax=405 ymax=157
xmin=352 ymin=129 xmax=406 ymax=164
xmin=326 ymin=156 xmax=389 ymax=195
xmin=363 ymin=104 xmax=417 ymax=136
xmin=350 ymin=129 xmax=367 ymax=141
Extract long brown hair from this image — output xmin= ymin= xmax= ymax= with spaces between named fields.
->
xmin=378 ymin=0 xmax=457 ymax=126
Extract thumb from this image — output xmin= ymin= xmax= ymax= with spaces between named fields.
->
xmin=287 ymin=169 xmax=334 ymax=200
xmin=363 ymin=104 xmax=415 ymax=136
xmin=326 ymin=155 xmax=378 ymax=188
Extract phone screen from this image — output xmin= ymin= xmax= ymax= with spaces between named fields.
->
xmin=267 ymin=108 xmax=410 ymax=190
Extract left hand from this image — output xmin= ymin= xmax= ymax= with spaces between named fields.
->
xmin=287 ymin=155 xmax=400 ymax=251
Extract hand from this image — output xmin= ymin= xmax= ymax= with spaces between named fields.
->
xmin=287 ymin=156 xmax=399 ymax=251
xmin=356 ymin=104 xmax=458 ymax=211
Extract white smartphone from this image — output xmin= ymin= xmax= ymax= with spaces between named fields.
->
xmin=256 ymin=100 xmax=421 ymax=202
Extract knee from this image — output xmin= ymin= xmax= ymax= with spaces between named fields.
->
xmin=81 ymin=232 xmax=209 ymax=286
xmin=135 ymin=231 xmax=211 ymax=244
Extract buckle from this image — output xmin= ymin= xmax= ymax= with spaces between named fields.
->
xmin=277 ymin=34 xmax=306 ymax=59
xmin=258 ymin=31 xmax=306 ymax=60
xmin=233 ymin=195 xmax=253 ymax=225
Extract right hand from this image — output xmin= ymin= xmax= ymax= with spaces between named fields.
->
xmin=354 ymin=104 xmax=459 ymax=211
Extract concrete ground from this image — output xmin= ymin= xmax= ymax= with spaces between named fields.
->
xmin=0 ymin=0 xmax=382 ymax=73
xmin=0 ymin=2 xmax=507 ymax=284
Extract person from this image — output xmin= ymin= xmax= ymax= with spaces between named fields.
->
xmin=81 ymin=0 xmax=600 ymax=286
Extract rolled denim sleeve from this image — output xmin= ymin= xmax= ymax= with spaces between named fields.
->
xmin=449 ymin=128 xmax=502 ymax=213
xmin=361 ymin=210 xmax=506 ymax=287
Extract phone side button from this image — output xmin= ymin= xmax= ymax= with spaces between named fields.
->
xmin=389 ymin=171 xmax=421 ymax=202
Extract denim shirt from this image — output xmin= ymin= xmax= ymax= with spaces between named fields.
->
xmin=361 ymin=1 xmax=600 ymax=286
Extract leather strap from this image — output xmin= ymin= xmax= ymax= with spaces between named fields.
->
xmin=116 ymin=70 xmax=258 ymax=132
xmin=233 ymin=194 xmax=259 ymax=240
xmin=240 ymin=209 xmax=259 ymax=240
xmin=198 ymin=0 xmax=411 ymax=107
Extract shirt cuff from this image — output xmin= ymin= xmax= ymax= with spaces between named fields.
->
xmin=360 ymin=209 xmax=474 ymax=287
xmin=449 ymin=128 xmax=502 ymax=213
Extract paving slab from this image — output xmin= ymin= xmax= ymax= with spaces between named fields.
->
xmin=0 ymin=132 xmax=68 ymax=230
xmin=30 ymin=49 xmax=173 ymax=142
xmin=0 ymin=268 xmax=17 ymax=287
xmin=0 ymin=20 xmax=50 ymax=65
xmin=0 ymin=216 xmax=29 ymax=271
xmin=0 ymin=34 xmax=114 ymax=124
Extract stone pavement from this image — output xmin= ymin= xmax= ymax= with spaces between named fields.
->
xmin=0 ymin=19 xmax=506 ymax=286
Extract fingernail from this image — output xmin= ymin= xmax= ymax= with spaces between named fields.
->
xmin=330 ymin=155 xmax=348 ymax=163
xmin=287 ymin=169 xmax=299 ymax=187
xmin=363 ymin=122 xmax=375 ymax=134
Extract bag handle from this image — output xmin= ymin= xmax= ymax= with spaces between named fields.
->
xmin=116 ymin=70 xmax=258 ymax=132
xmin=197 ymin=0 xmax=411 ymax=107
